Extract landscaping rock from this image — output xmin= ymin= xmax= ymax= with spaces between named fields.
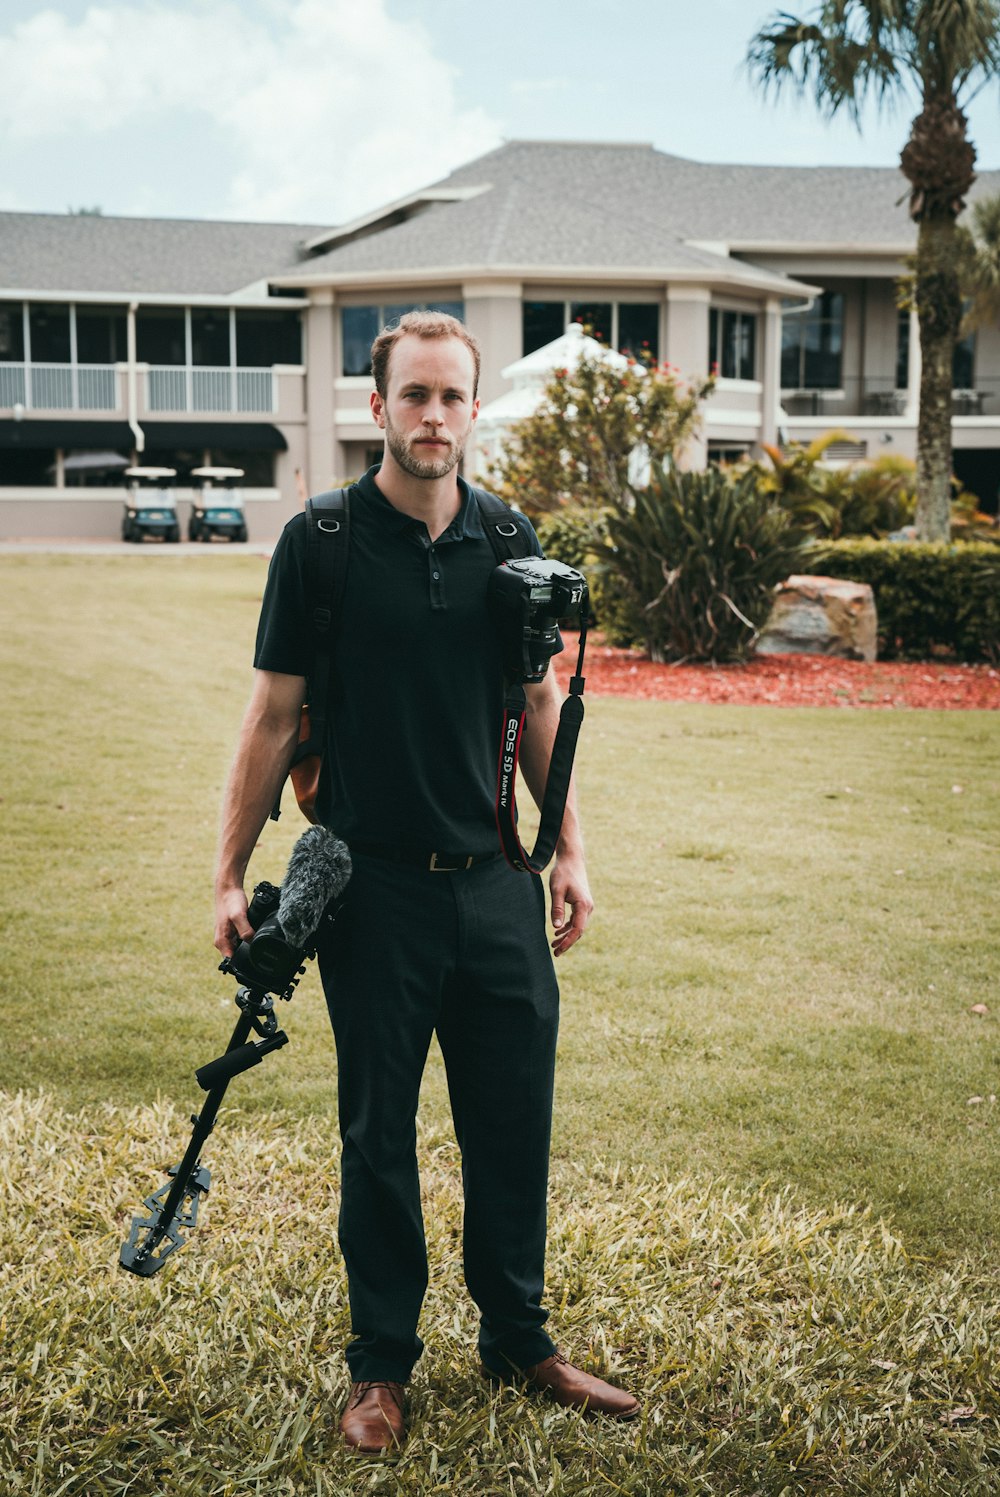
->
xmin=756 ymin=574 xmax=877 ymax=661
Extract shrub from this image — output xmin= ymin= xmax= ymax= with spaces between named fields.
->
xmin=747 ymin=438 xmax=917 ymax=538
xmin=596 ymin=463 xmax=810 ymax=663
xmin=534 ymin=509 xmax=640 ymax=647
xmin=810 ymin=538 xmax=1000 ymax=662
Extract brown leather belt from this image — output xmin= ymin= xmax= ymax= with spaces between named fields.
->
xmin=350 ymin=843 xmax=502 ymax=873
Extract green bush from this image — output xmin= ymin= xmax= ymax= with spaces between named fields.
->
xmin=534 ymin=509 xmax=640 ymax=647
xmin=810 ymin=538 xmax=1000 ymax=662
xmin=597 ymin=463 xmax=810 ymax=663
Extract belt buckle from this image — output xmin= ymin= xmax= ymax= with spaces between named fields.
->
xmin=429 ymin=852 xmax=473 ymax=871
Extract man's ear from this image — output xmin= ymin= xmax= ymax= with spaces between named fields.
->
xmin=370 ymin=389 xmax=386 ymax=428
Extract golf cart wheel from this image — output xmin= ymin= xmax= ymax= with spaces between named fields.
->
xmin=187 ymin=518 xmax=200 ymax=542
xmin=235 ymin=524 xmax=248 ymax=543
xmin=167 ymin=524 xmax=181 ymax=543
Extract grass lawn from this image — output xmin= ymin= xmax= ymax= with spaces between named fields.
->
xmin=1 ymin=554 xmax=997 ymax=1495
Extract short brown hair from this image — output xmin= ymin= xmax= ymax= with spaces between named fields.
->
xmin=370 ymin=310 xmax=481 ymax=399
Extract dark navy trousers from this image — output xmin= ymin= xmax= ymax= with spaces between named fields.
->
xmin=317 ymin=851 xmax=561 ymax=1383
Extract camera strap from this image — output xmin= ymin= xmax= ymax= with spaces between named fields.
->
xmin=495 ymin=615 xmax=589 ymax=873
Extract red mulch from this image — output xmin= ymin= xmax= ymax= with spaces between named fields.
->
xmin=551 ymin=634 xmax=1000 ymax=710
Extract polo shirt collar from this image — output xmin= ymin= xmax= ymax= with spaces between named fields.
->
xmin=357 ymin=464 xmax=480 ymax=541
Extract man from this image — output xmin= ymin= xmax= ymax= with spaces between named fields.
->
xmin=214 ymin=311 xmax=639 ymax=1452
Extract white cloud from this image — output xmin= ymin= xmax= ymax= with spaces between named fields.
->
xmin=0 ymin=1 xmax=502 ymax=221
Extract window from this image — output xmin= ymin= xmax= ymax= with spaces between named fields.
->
xmin=0 ymin=304 xmax=25 ymax=361
xmin=522 ymin=300 xmax=660 ymax=360
xmin=618 ymin=304 xmax=660 ymax=362
xmin=137 ymin=309 xmax=186 ymax=366
xmin=29 ymin=303 xmax=70 ymax=363
xmin=570 ymin=302 xmax=612 ymax=344
xmin=709 ymin=309 xmax=757 ymax=380
xmin=212 ymin=449 xmax=275 ymax=486
xmin=898 ymin=305 xmax=977 ymax=389
xmin=191 ymin=310 xmax=230 ymax=367
xmin=76 ymin=306 xmax=127 ymax=364
xmin=896 ymin=308 xmax=910 ymax=390
xmin=235 ymin=310 xmax=301 ymax=367
xmin=781 ymin=290 xmax=843 ymax=389
xmin=341 ymin=301 xmax=466 ymax=376
xmin=953 ymin=323 xmax=975 ymax=390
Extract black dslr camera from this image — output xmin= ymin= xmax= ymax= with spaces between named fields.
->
xmin=219 ymin=881 xmax=307 ymax=1000
xmin=488 ymin=557 xmax=589 ymax=684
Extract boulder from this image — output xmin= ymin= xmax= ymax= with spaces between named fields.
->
xmin=756 ymin=574 xmax=877 ymax=661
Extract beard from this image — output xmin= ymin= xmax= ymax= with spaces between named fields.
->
xmin=384 ymin=415 xmax=467 ymax=480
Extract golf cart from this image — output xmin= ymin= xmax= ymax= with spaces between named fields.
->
xmin=188 ymin=467 xmax=248 ymax=542
xmin=122 ymin=467 xmax=181 ymax=542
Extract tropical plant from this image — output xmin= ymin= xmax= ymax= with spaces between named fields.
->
xmin=749 ymin=437 xmax=917 ymax=536
xmin=484 ymin=352 xmax=714 ymax=519
xmin=747 ymin=1 xmax=1000 ymax=542
xmin=594 ymin=463 xmax=811 ymax=663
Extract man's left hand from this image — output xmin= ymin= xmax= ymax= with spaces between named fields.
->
xmin=549 ymin=851 xmax=594 ymax=958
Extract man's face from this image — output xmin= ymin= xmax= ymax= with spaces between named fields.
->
xmin=372 ymin=334 xmax=479 ymax=480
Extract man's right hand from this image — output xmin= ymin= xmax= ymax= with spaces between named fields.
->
xmin=214 ymin=885 xmax=254 ymax=958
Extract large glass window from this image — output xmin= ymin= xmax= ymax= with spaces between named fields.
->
xmin=569 ymin=302 xmax=612 ymax=344
xmin=523 ymin=302 xmax=565 ymax=355
xmin=137 ymin=309 xmax=186 ymax=365
xmin=953 ymin=324 xmax=975 ymax=389
xmin=0 ymin=304 xmax=25 ymax=361
xmin=781 ymin=290 xmax=843 ymax=389
xmin=191 ymin=310 xmax=230 ymax=367
xmin=522 ymin=300 xmax=660 ymax=359
xmin=235 ymin=309 xmax=302 ymax=367
xmin=709 ymin=308 xmax=757 ymax=380
xmin=76 ymin=306 xmax=127 ymax=364
xmin=29 ymin=303 xmax=71 ymax=363
xmin=341 ymin=300 xmax=466 ymax=375
xmin=896 ymin=308 xmax=910 ymax=390
xmin=618 ymin=303 xmax=660 ymax=362
xmin=898 ymin=305 xmax=976 ymax=388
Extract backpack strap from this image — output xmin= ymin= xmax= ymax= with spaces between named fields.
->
xmin=301 ymin=486 xmax=350 ymax=746
xmin=269 ymin=488 xmax=350 ymax=821
xmin=470 ymin=485 xmax=532 ymax=564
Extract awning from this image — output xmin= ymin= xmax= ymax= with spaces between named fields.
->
xmin=0 ymin=420 xmax=134 ymax=450
xmin=141 ymin=422 xmax=287 ymax=452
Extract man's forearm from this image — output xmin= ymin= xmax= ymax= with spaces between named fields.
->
xmin=215 ymin=709 xmax=300 ymax=891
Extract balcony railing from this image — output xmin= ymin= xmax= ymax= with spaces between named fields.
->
xmin=0 ymin=362 xmax=119 ymax=411
xmin=782 ymin=375 xmax=1000 ymax=420
xmin=147 ymin=366 xmax=275 ymax=414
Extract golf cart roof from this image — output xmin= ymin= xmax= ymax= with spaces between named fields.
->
xmin=124 ymin=466 xmax=177 ymax=480
xmin=191 ymin=466 xmax=246 ymax=480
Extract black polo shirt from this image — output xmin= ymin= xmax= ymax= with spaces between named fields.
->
xmin=254 ymin=466 xmax=549 ymax=853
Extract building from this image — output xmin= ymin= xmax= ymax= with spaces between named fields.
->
xmin=3 ymin=139 xmax=999 ymax=540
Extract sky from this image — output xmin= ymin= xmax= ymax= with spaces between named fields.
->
xmin=2 ymin=0 xmax=1000 ymax=226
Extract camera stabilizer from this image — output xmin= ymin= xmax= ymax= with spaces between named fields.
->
xmin=119 ymin=828 xmax=351 ymax=1277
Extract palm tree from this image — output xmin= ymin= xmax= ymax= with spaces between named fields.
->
xmin=748 ymin=2 xmax=1000 ymax=540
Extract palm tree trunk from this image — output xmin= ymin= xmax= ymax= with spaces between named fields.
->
xmin=914 ymin=214 xmax=962 ymax=540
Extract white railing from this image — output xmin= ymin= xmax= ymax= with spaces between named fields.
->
xmin=147 ymin=366 xmax=274 ymax=413
xmin=0 ymin=362 xmax=119 ymax=411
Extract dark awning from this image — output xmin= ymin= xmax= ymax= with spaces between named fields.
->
xmin=141 ymin=422 xmax=287 ymax=452
xmin=0 ymin=420 xmax=135 ymax=450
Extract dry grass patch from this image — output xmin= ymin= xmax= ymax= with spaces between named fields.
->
xmin=2 ymin=1092 xmax=997 ymax=1496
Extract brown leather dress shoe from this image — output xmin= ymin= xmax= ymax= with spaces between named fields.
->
xmin=488 ymin=1351 xmax=640 ymax=1419
xmin=339 ymin=1380 xmax=406 ymax=1452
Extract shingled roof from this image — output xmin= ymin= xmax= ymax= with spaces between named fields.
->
xmin=0 ymin=212 xmax=327 ymax=298
xmin=4 ymin=141 xmax=1000 ymax=299
xmin=279 ymin=140 xmax=1000 ymax=286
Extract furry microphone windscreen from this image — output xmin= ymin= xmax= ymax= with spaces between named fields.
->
xmin=277 ymin=826 xmax=353 ymax=947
